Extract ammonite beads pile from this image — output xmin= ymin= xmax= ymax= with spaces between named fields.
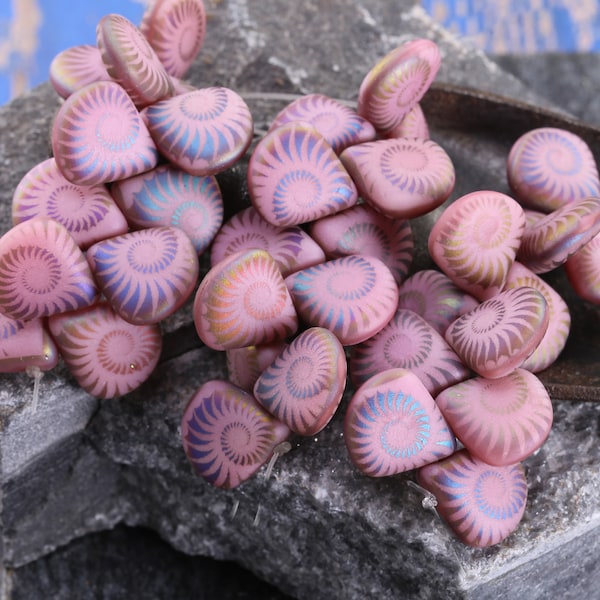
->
xmin=1 ymin=2 xmax=598 ymax=550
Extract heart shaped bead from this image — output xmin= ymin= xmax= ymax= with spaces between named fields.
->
xmin=87 ymin=226 xmax=199 ymax=325
xmin=145 ymin=87 xmax=253 ymax=176
xmin=344 ymin=368 xmax=456 ymax=477
xmin=12 ymin=158 xmax=128 ymax=249
xmin=254 ymin=327 xmax=347 ymax=436
xmin=507 ymin=127 xmax=600 ymax=213
xmin=210 ymin=206 xmax=325 ymax=276
xmin=248 ymin=122 xmax=358 ymax=227
xmin=444 ymin=286 xmax=549 ymax=379
xmin=397 ymin=270 xmax=479 ymax=336
xmin=111 ymin=164 xmax=223 ymax=255
xmin=308 ymin=203 xmax=414 ymax=285
xmin=504 ymin=261 xmax=571 ymax=372
xmin=226 ymin=341 xmax=287 ymax=393
xmin=181 ymin=379 xmax=290 ymax=489
xmin=516 ymin=196 xmax=600 ymax=274
xmin=417 ymin=450 xmax=528 ymax=548
xmin=349 ymin=309 xmax=470 ymax=396
xmin=564 ymin=232 xmax=600 ymax=304
xmin=385 ymin=102 xmax=429 ymax=139
xmin=436 ymin=369 xmax=553 ymax=466
xmin=284 ymin=255 xmax=399 ymax=346
xmin=52 ymin=81 xmax=159 ymax=186
xmin=49 ymin=44 xmax=112 ymax=99
xmin=194 ymin=249 xmax=298 ymax=351
xmin=340 ymin=137 xmax=455 ymax=219
xmin=96 ymin=13 xmax=174 ymax=108
xmin=0 ymin=218 xmax=98 ymax=321
xmin=268 ymin=93 xmax=376 ymax=154
xmin=428 ymin=190 xmax=526 ymax=300
xmin=48 ymin=302 xmax=162 ymax=399
xmin=357 ymin=39 xmax=441 ymax=136
xmin=140 ymin=0 xmax=207 ymax=79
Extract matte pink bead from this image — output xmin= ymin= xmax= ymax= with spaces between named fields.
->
xmin=12 ymin=158 xmax=128 ymax=249
xmin=268 ymin=93 xmax=376 ymax=154
xmin=516 ymin=196 xmax=600 ymax=274
xmin=52 ymin=81 xmax=159 ymax=186
xmin=397 ymin=269 xmax=479 ymax=336
xmin=308 ymin=203 xmax=413 ymax=285
xmin=340 ymin=137 xmax=455 ymax=219
xmin=436 ymin=368 xmax=553 ymax=466
xmin=507 ymin=127 xmax=600 ymax=213
xmin=504 ymin=261 xmax=571 ymax=372
xmin=357 ymin=39 xmax=441 ymax=135
xmin=140 ymin=0 xmax=207 ymax=79
xmin=49 ymin=44 xmax=112 ymax=99
xmin=417 ymin=449 xmax=528 ymax=548
xmin=385 ymin=103 xmax=429 ymax=139
xmin=349 ymin=309 xmax=470 ymax=396
xmin=96 ymin=13 xmax=174 ymax=108
xmin=194 ymin=249 xmax=298 ymax=351
xmin=145 ymin=87 xmax=253 ymax=176
xmin=344 ymin=368 xmax=456 ymax=477
xmin=210 ymin=206 xmax=326 ymax=276
xmin=87 ymin=226 xmax=199 ymax=325
xmin=444 ymin=286 xmax=549 ymax=379
xmin=48 ymin=302 xmax=162 ymax=399
xmin=284 ymin=255 xmax=399 ymax=346
xmin=181 ymin=379 xmax=290 ymax=489
xmin=0 ymin=314 xmax=58 ymax=373
xmin=0 ymin=218 xmax=98 ymax=321
xmin=254 ymin=327 xmax=347 ymax=436
xmin=428 ymin=190 xmax=526 ymax=300
xmin=110 ymin=164 xmax=223 ymax=255
xmin=226 ymin=341 xmax=287 ymax=393
xmin=248 ymin=122 xmax=358 ymax=227
xmin=564 ymin=232 xmax=600 ymax=304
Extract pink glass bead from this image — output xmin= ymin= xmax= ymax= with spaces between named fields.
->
xmin=96 ymin=13 xmax=173 ymax=108
xmin=385 ymin=103 xmax=429 ymax=139
xmin=254 ymin=327 xmax=347 ymax=436
xmin=344 ymin=368 xmax=456 ymax=477
xmin=357 ymin=39 xmax=441 ymax=136
xmin=284 ymin=255 xmax=399 ymax=346
xmin=504 ymin=261 xmax=571 ymax=372
xmin=110 ymin=164 xmax=223 ymax=255
xmin=194 ymin=249 xmax=298 ymax=351
xmin=524 ymin=207 xmax=546 ymax=227
xmin=428 ymin=190 xmax=526 ymax=300
xmin=0 ymin=314 xmax=58 ymax=373
xmin=0 ymin=218 xmax=98 ymax=321
xmin=397 ymin=269 xmax=479 ymax=336
xmin=145 ymin=87 xmax=253 ymax=176
xmin=507 ymin=127 xmax=600 ymax=213
xmin=48 ymin=302 xmax=162 ymax=399
xmin=12 ymin=158 xmax=128 ymax=249
xmin=226 ymin=341 xmax=287 ymax=392
xmin=140 ymin=0 xmax=207 ymax=79
xmin=52 ymin=81 xmax=159 ymax=186
xmin=49 ymin=44 xmax=112 ymax=99
xmin=349 ymin=309 xmax=470 ymax=396
xmin=444 ymin=286 xmax=549 ymax=379
xmin=417 ymin=449 xmax=528 ymax=548
xmin=210 ymin=206 xmax=326 ymax=276
xmin=564 ymin=232 xmax=600 ymax=304
xmin=308 ymin=203 xmax=413 ymax=285
xmin=268 ymin=93 xmax=376 ymax=154
xmin=87 ymin=226 xmax=199 ymax=325
xmin=340 ymin=137 xmax=455 ymax=219
xmin=516 ymin=196 xmax=600 ymax=274
xmin=181 ymin=379 xmax=290 ymax=489
xmin=248 ymin=122 xmax=357 ymax=227
xmin=436 ymin=368 xmax=553 ymax=466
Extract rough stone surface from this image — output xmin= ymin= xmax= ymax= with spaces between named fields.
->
xmin=1 ymin=2 xmax=600 ymax=599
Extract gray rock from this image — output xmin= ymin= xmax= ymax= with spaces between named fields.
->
xmin=1 ymin=2 xmax=600 ymax=599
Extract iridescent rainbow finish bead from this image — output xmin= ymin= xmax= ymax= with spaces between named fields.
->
xmin=226 ymin=341 xmax=287 ymax=393
xmin=385 ymin=102 xmax=429 ymax=139
xmin=564 ymin=232 xmax=600 ymax=304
